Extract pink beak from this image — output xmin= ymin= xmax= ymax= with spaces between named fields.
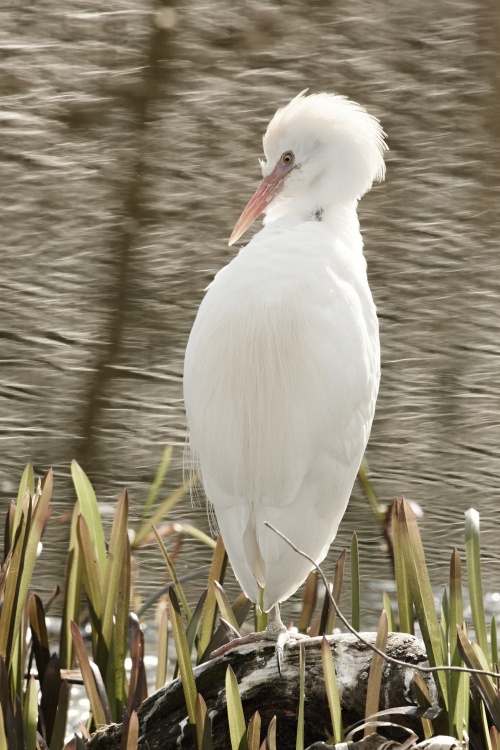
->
xmin=228 ymin=159 xmax=295 ymax=246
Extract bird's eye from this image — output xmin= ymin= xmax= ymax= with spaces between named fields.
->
xmin=281 ymin=151 xmax=294 ymax=166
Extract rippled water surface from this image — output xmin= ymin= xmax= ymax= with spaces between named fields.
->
xmin=1 ymin=0 xmax=499 ymax=629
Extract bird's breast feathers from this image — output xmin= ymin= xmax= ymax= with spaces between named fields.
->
xmin=184 ymin=222 xmax=379 ymax=510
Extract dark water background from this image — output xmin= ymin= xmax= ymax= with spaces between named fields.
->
xmin=1 ymin=0 xmax=500 ymax=630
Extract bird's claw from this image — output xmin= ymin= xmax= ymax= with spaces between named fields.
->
xmin=275 ymin=630 xmax=290 ymax=677
xmin=274 ymin=630 xmax=309 ymax=677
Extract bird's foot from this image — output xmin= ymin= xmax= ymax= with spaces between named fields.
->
xmin=275 ymin=628 xmax=309 ymax=677
xmin=265 ymin=604 xmax=308 ymax=675
xmin=210 ymin=605 xmax=309 ymax=676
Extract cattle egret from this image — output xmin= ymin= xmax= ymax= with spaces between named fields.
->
xmin=184 ymin=91 xmax=386 ymax=664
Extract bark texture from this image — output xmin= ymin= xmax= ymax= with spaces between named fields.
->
xmin=87 ymin=632 xmax=438 ymax=750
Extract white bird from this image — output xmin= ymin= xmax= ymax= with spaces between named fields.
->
xmin=184 ymin=91 xmax=386 ymax=660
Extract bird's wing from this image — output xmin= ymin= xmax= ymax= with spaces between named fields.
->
xmin=184 ymin=223 xmax=379 ymax=606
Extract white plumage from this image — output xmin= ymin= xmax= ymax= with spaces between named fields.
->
xmin=184 ymin=91 xmax=386 ymax=618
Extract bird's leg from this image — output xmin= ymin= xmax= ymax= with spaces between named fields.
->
xmin=264 ymin=604 xmax=287 ymax=638
xmin=266 ymin=605 xmax=288 ymax=677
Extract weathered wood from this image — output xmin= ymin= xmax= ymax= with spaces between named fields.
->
xmin=310 ymin=737 xmax=461 ymax=749
xmin=308 ymin=736 xmax=400 ymax=750
xmin=308 ymin=735 xmax=394 ymax=749
xmin=87 ymin=632 xmax=438 ymax=750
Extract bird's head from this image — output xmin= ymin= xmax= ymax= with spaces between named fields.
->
xmin=229 ymin=91 xmax=387 ymax=245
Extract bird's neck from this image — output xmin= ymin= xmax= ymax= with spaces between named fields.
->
xmin=263 ymin=199 xmax=362 ymax=251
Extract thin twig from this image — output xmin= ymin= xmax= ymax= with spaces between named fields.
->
xmin=264 ymin=521 xmax=500 ymax=681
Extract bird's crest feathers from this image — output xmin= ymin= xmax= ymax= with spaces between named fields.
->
xmin=262 ymin=91 xmax=387 ymax=208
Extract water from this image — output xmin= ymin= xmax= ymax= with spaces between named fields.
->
xmin=1 ymin=0 xmax=499 ymax=632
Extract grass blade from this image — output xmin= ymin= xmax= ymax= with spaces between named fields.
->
xmin=113 ymin=535 xmax=131 ymax=716
xmin=70 ymin=621 xmax=110 ymax=728
xmin=99 ymin=489 xmax=129 ymax=704
xmin=247 ymin=712 xmax=261 ymax=750
xmin=391 ymin=500 xmax=413 ymax=635
xmin=0 ymin=707 xmax=5 ymax=750
xmin=364 ymin=611 xmax=388 ymax=736
xmin=440 ymin=588 xmax=449 ymax=653
xmin=309 ymin=590 xmax=327 ymax=638
xmin=174 ymin=523 xmax=217 ymax=549
xmin=144 ymin=445 xmax=173 ymax=515
xmin=214 ymin=581 xmax=241 ymax=634
xmin=195 ymin=693 xmax=213 ymax=750
xmin=49 ymin=680 xmax=70 ymax=750
xmin=491 ymin=726 xmax=500 ymax=750
xmin=40 ymin=654 xmax=63 ymax=747
xmin=154 ymin=526 xmax=191 ymax=623
xmin=327 ymin=549 xmax=346 ymax=634
xmin=127 ymin=615 xmax=147 ymax=712
xmin=13 ymin=462 xmax=34 ymax=534
xmin=60 ymin=501 xmax=83 ymax=670
xmin=0 ymin=471 xmax=53 ymax=667
xmin=167 ymin=588 xmax=197 ymax=724
xmin=350 ymin=533 xmax=360 ymax=632
xmin=11 ymin=609 xmax=27 ymax=702
xmin=382 ymin=593 xmax=396 ymax=632
xmin=357 ymin=460 xmax=384 ymax=524
xmin=198 ymin=536 xmax=227 ymax=660
xmin=449 ymin=548 xmax=469 ymax=739
xmin=155 ymin=606 xmax=169 ymax=690
xmin=133 ymin=477 xmax=193 ymax=549
xmin=23 ymin=675 xmax=38 ymax=750
xmin=465 ymin=508 xmax=489 ymax=664
xmin=28 ymin=593 xmax=50 ymax=685
xmin=481 ymin=701 xmax=494 ymax=750
xmin=412 ymin=673 xmax=434 ymax=740
xmin=298 ymin=572 xmax=317 ymax=634
xmin=13 ymin=692 xmax=25 ymax=748
xmin=266 ymin=716 xmax=277 ymax=750
xmin=396 ymin=499 xmax=448 ymax=708
xmin=296 ymin=643 xmax=305 ymax=750
xmin=101 ymin=489 xmax=128 ymax=651
xmin=16 ymin=460 xmax=35 ymax=500
xmin=457 ymin=625 xmax=500 ymax=730
xmin=121 ymin=710 xmax=139 ymax=750
xmin=71 ymin=461 xmax=106 ymax=575
xmin=76 ymin=515 xmax=104 ymax=628
xmin=185 ymin=590 xmax=208 ymax=658
xmin=321 ymin=636 xmax=343 ymax=743
xmin=311 ymin=549 xmax=346 ymax=637
xmin=255 ymin=591 xmax=268 ymax=634
xmin=174 ymin=590 xmax=208 ymax=680
xmin=202 ymin=592 xmax=252 ymax=660
xmin=226 ymin=666 xmax=248 ymax=750
xmin=492 ymin=615 xmax=498 ymax=668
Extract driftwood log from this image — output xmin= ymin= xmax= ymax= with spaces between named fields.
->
xmin=87 ymin=632 xmax=438 ymax=750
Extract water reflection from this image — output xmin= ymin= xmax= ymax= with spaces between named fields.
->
xmin=0 ymin=0 xmax=499 ymax=630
